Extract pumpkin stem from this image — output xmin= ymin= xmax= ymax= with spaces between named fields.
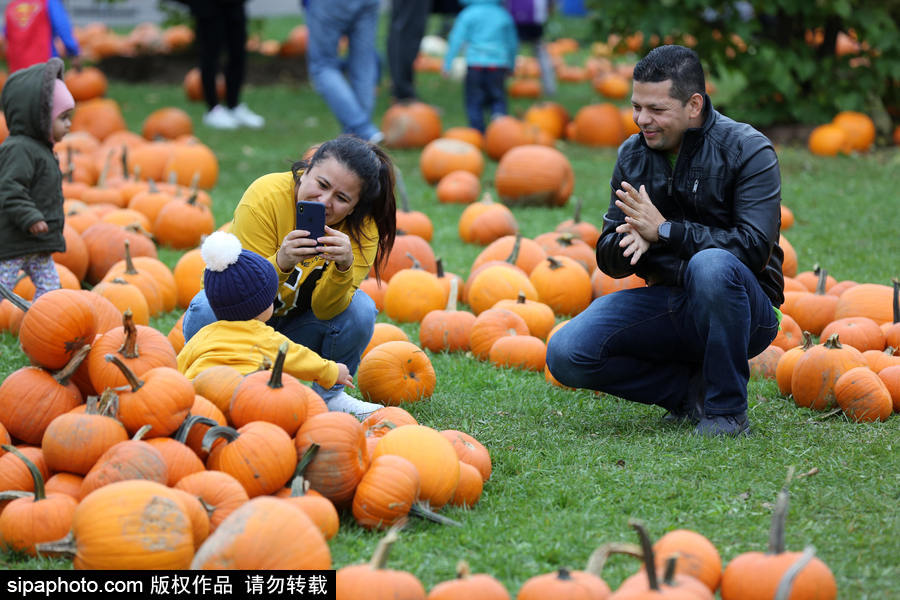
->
xmin=94 ymin=388 xmax=120 ymax=418
xmin=201 ymin=425 xmax=240 ymax=453
xmin=773 ymin=546 xmax=818 ymax=600
xmin=117 ymin=310 xmax=140 ymax=358
xmin=768 ymin=466 xmax=795 ymax=555
xmin=572 ymin=195 xmax=583 ymax=223
xmin=662 ymin=555 xmax=679 ymax=586
xmin=409 ymin=501 xmax=462 ymax=527
xmin=172 ymin=415 xmax=218 ymax=444
xmin=104 ymin=353 xmax=145 ymax=392
xmin=123 ymin=239 xmax=139 ymax=275
xmin=132 ymin=424 xmax=152 ymax=441
xmin=584 ymin=542 xmax=643 ymax=577
xmin=121 ymin=144 xmax=129 ymax=178
xmin=0 ymin=281 xmax=31 ymax=312
xmin=455 ymin=560 xmax=471 ymax=579
xmin=405 ymin=252 xmax=423 ymax=270
xmin=54 ymin=344 xmax=92 ymax=386
xmin=147 ymin=178 xmax=158 ymax=194
xmin=267 ymin=341 xmax=289 ymax=389
xmin=814 ymin=265 xmax=828 ymax=295
xmin=289 ymin=473 xmax=311 ymax=498
xmin=516 ymin=291 xmax=527 ymax=304
xmin=892 ymin=277 xmax=899 ymax=324
xmin=393 ymin=165 xmax=411 ymax=213
xmin=445 ymin=277 xmax=459 ymax=312
xmin=629 ymin=520 xmax=659 ymax=590
xmin=1 ymin=445 xmax=46 ymax=502
xmin=823 ymin=333 xmax=843 ymax=350
xmin=505 ymin=234 xmax=523 ymax=265
xmin=556 ymin=568 xmax=573 ymax=581
xmin=436 ymin=257 xmax=445 ymax=278
xmin=546 ymin=256 xmax=564 ymax=270
xmin=97 ymin=149 xmax=113 ymax=188
xmin=800 ymin=331 xmax=815 ymax=350
xmin=0 ymin=491 xmax=34 ymax=501
xmin=369 ymin=520 xmax=406 ymax=569
xmin=65 ymin=146 xmax=74 ymax=182
xmin=35 ymin=532 xmax=77 ymax=559
xmin=293 ymin=442 xmax=320 ymax=484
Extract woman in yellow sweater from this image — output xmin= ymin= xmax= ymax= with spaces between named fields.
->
xmin=182 ymin=135 xmax=397 ymax=418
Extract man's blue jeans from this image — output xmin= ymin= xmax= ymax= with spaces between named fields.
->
xmin=305 ymin=0 xmax=381 ymax=140
xmin=546 ymin=249 xmax=779 ymax=416
xmin=182 ymin=289 xmax=377 ymax=402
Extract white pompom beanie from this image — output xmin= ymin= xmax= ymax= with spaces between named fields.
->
xmin=201 ymin=231 xmax=278 ymax=321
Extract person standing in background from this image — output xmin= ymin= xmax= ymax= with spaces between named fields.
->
xmin=506 ymin=0 xmax=556 ymax=96
xmin=187 ymin=0 xmax=265 ymax=130
xmin=386 ymin=0 xmax=432 ymax=104
xmin=441 ymin=0 xmax=518 ymax=133
xmin=3 ymin=0 xmax=80 ymax=73
xmin=304 ymin=0 xmax=383 ymax=143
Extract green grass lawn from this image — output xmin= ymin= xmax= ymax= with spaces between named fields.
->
xmin=2 ymin=15 xmax=899 ymax=598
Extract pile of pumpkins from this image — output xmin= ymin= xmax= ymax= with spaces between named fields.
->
xmin=807 ymin=109 xmax=900 ymax=154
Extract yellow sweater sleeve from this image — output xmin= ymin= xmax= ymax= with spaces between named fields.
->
xmin=309 ymin=219 xmax=378 ymax=320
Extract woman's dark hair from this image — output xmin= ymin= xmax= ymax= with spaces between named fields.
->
xmin=291 ymin=135 xmax=397 ymax=281
xmin=632 ymin=45 xmax=706 ymax=105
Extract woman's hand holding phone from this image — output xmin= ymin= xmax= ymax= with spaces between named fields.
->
xmin=276 ymin=226 xmax=354 ymax=273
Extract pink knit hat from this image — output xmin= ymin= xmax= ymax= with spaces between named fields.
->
xmin=51 ymin=78 xmax=75 ymax=121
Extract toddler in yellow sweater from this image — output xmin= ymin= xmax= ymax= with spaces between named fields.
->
xmin=177 ymin=231 xmax=353 ymax=389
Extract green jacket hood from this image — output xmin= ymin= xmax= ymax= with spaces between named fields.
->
xmin=0 ymin=57 xmax=65 ymax=146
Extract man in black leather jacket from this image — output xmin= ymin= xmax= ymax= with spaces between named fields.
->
xmin=546 ymin=45 xmax=784 ymax=436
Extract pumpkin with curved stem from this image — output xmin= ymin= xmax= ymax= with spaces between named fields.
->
xmin=0 ymin=446 xmax=49 ymax=495
xmin=104 ymin=354 xmax=194 ymax=438
xmin=0 ymin=286 xmax=96 ymax=371
xmin=419 ymin=278 xmax=476 ymax=353
xmin=0 ymin=445 xmax=77 ymax=556
xmin=419 ymin=138 xmax=484 ymax=185
xmin=363 ymin=322 xmax=409 ymax=359
xmin=556 ymin=196 xmax=601 ymax=247
xmin=174 ymin=469 xmax=249 ymax=533
xmin=427 ymin=561 xmax=510 ymax=600
xmin=530 ymin=255 xmax=593 ymax=316
xmin=436 ymin=169 xmax=481 ymax=204
xmin=79 ymin=425 xmax=169 ymax=499
xmin=0 ymin=345 xmax=89 ymax=444
xmin=191 ymin=496 xmax=331 ymax=569
xmin=229 ymin=342 xmax=310 ymax=436
xmin=191 ymin=364 xmax=243 ymax=420
xmin=791 ymin=334 xmax=867 ymax=410
xmin=720 ymin=470 xmax=837 ymax=600
xmin=372 ymin=424 xmax=460 ymax=510
xmin=293 ymin=413 xmax=369 ymax=507
xmin=203 ymin=421 xmax=296 ymax=498
xmin=834 ymin=366 xmax=893 ymax=422
xmin=352 ymin=454 xmax=420 ymax=529
xmin=358 ymin=341 xmax=436 ymax=406
xmin=336 ymin=525 xmax=426 ymax=599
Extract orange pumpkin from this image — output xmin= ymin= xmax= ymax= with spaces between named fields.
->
xmin=203 ymin=421 xmax=297 ymax=498
xmin=568 ymin=103 xmax=626 ymax=147
xmin=420 ymin=138 xmax=484 ymax=184
xmin=469 ymin=307 xmax=530 ymax=360
xmin=494 ymin=144 xmax=575 ymax=207
xmin=294 ymin=412 xmax=370 ymax=507
xmin=358 ymin=341 xmax=436 ymax=405
xmin=336 ymin=527 xmax=426 ymax=599
xmin=791 ymin=334 xmax=867 ymax=410
xmin=439 ymin=429 xmax=492 ymax=481
xmin=142 ymin=107 xmax=193 ymax=140
xmin=436 ymin=169 xmax=482 ymax=204
xmin=834 ymin=366 xmax=893 ymax=422
xmin=419 ymin=278 xmax=477 ymax=353
xmin=381 ymin=101 xmax=442 ymax=149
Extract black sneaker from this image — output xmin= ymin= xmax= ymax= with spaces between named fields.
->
xmin=662 ymin=368 xmax=705 ymax=425
xmin=693 ymin=412 xmax=750 ymax=437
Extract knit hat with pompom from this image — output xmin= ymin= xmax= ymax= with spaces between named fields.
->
xmin=201 ymin=231 xmax=278 ymax=321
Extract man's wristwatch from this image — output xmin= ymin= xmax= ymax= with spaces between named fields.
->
xmin=657 ymin=221 xmax=672 ymax=243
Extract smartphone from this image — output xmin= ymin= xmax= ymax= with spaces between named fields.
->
xmin=296 ymin=200 xmax=326 ymax=242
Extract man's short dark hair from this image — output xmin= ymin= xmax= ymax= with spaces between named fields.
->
xmin=632 ymin=45 xmax=706 ymax=104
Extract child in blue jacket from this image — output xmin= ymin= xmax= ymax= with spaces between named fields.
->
xmin=442 ymin=0 xmax=518 ymax=132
